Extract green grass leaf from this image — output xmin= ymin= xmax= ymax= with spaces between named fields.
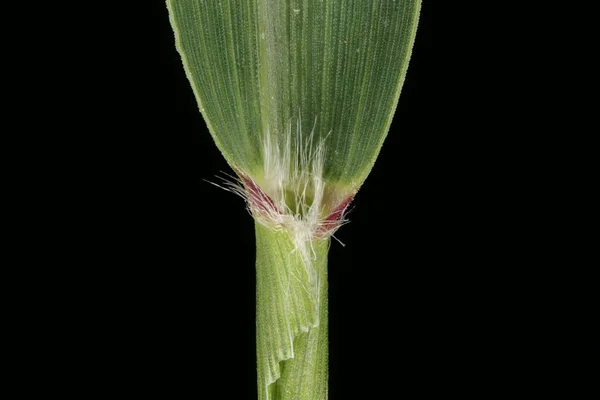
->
xmin=167 ymin=1 xmax=421 ymax=398
xmin=167 ymin=0 xmax=420 ymax=193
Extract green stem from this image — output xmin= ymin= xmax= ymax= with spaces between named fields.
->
xmin=255 ymin=222 xmax=329 ymax=400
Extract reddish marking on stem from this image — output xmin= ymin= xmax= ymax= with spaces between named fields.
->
xmin=317 ymin=196 xmax=354 ymax=236
xmin=326 ymin=197 xmax=353 ymax=222
xmin=239 ymin=175 xmax=280 ymax=216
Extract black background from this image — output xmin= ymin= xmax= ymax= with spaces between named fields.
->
xmin=41 ymin=1 xmax=548 ymax=398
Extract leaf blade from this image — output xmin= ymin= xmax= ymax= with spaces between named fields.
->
xmin=167 ymin=0 xmax=421 ymax=191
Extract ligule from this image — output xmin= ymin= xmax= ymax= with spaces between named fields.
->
xmin=243 ymin=122 xmax=353 ymax=241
